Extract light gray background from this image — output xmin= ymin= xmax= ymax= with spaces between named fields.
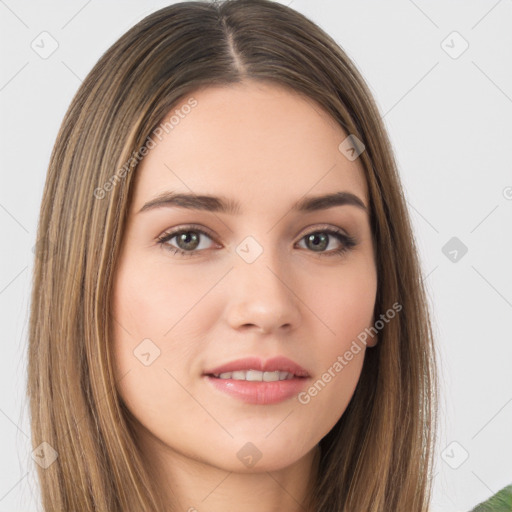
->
xmin=1 ymin=1 xmax=511 ymax=511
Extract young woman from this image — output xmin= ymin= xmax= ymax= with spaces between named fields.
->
xmin=27 ymin=1 xmax=438 ymax=510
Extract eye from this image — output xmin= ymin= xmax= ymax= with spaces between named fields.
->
xmin=156 ymin=224 xmax=358 ymax=258
xmin=156 ymin=225 xmax=218 ymax=257
xmin=296 ymin=227 xmax=357 ymax=257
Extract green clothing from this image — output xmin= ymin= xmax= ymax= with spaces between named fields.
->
xmin=469 ymin=484 xmax=512 ymax=511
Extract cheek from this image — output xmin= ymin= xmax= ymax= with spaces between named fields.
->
xmin=110 ymin=262 xmax=206 ymax=436
xmin=297 ymin=259 xmax=376 ymax=413
xmin=311 ymin=257 xmax=377 ymax=348
xmin=295 ymin=346 xmax=365 ymax=447
xmin=111 ymin=255 xmax=219 ymax=341
xmin=110 ymin=256 xmax=221 ymax=406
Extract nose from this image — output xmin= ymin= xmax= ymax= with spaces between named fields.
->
xmin=224 ymin=248 xmax=302 ymax=335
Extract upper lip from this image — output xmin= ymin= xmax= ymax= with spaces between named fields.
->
xmin=204 ymin=356 xmax=310 ymax=378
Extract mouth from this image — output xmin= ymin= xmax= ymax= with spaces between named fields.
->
xmin=203 ymin=355 xmax=310 ymax=378
xmin=203 ymin=356 xmax=310 ymax=405
xmin=209 ymin=370 xmax=300 ymax=381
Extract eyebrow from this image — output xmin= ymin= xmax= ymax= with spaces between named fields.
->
xmin=138 ymin=190 xmax=368 ymax=215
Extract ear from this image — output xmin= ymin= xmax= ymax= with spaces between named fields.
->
xmin=366 ymin=334 xmax=378 ymax=348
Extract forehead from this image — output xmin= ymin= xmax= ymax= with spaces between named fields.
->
xmin=131 ymin=81 xmax=369 ymax=214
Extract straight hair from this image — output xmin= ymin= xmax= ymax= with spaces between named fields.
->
xmin=28 ymin=1 xmax=438 ymax=510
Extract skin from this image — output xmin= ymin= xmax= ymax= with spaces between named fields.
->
xmin=111 ymin=80 xmax=378 ymax=512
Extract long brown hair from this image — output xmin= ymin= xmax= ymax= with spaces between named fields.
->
xmin=27 ymin=1 xmax=438 ymax=510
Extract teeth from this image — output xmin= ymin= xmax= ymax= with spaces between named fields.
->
xmin=213 ymin=370 xmax=295 ymax=381
xmin=263 ymin=371 xmax=279 ymax=382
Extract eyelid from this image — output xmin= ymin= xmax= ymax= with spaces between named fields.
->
xmin=295 ymin=222 xmax=351 ymax=239
xmin=156 ymin=222 xmax=357 ymax=255
xmin=157 ymin=223 xmax=216 ymax=239
xmin=156 ymin=223 xmax=220 ymax=247
xmin=157 ymin=223 xmax=351 ymax=242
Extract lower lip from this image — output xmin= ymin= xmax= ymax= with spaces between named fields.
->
xmin=204 ymin=375 xmax=309 ymax=405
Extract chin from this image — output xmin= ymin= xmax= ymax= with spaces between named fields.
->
xmin=206 ymin=437 xmax=314 ymax=474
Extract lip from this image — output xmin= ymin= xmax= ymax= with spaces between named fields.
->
xmin=204 ymin=356 xmax=310 ymax=378
xmin=203 ymin=356 xmax=310 ymax=405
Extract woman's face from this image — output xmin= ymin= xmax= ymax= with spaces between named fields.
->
xmin=112 ymin=80 xmax=377 ymax=474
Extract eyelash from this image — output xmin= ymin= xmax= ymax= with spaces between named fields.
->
xmin=156 ymin=224 xmax=357 ymax=258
